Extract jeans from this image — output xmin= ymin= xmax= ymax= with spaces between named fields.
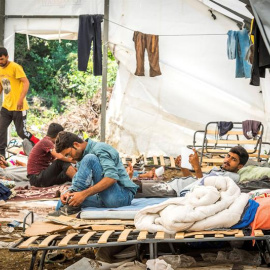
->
xmin=227 ymin=29 xmax=251 ymax=78
xmin=78 ymin=15 xmax=103 ymax=75
xmin=56 ymin=154 xmax=134 ymax=210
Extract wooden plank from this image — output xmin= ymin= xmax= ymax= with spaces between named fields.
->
xmin=254 ymin=230 xmax=264 ymax=237
xmin=235 ymin=230 xmax=244 ymax=238
xmin=207 ymin=130 xmax=261 ymax=135
xmin=203 ymin=149 xmax=256 ymax=154
xmin=98 ymin=230 xmax=114 ymax=244
xmin=132 ymin=157 xmax=136 ymax=166
xmin=202 ymin=158 xmax=223 ymax=164
xmin=39 ymin=234 xmax=59 ymax=247
xmin=91 ymin=225 xmax=124 ymax=231
xmin=195 ymin=234 xmax=204 ymax=239
xmin=58 ymin=233 xmax=78 ymax=247
xmin=207 ymin=139 xmax=258 ymax=145
xmin=121 ymin=157 xmax=126 ymax=165
xmin=153 ymin=156 xmax=158 ymax=165
xmin=170 ymin=156 xmax=176 ymax=168
xmin=118 ymin=229 xmax=133 ymax=242
xmin=19 ymin=236 xmax=40 ymax=249
xmin=175 ymin=232 xmax=184 ymax=239
xmin=184 ymin=230 xmax=239 ymax=238
xmin=144 ymin=156 xmax=148 ymax=165
xmin=155 ymin=231 xmax=165 ymax=240
xmin=159 ymin=156 xmax=165 ymax=166
xmin=78 ymin=231 xmax=96 ymax=245
xmin=215 ymin=234 xmax=224 ymax=238
xmin=137 ymin=230 xmax=148 ymax=240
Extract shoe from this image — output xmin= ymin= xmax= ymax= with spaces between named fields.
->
xmin=48 ymin=204 xmax=81 ymax=217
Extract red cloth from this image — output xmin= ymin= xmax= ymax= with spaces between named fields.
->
xmin=27 ymin=136 xmax=54 ymax=175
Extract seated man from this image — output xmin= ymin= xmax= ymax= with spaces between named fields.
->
xmin=49 ymin=131 xmax=139 ymax=216
xmin=169 ymin=145 xmax=249 ymax=196
xmin=27 ymin=123 xmax=77 ymax=187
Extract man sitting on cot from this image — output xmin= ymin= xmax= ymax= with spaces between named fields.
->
xmin=27 ymin=123 xmax=77 ymax=187
xmin=49 ymin=131 xmax=139 ymax=216
xmin=168 ymin=145 xmax=249 ymax=196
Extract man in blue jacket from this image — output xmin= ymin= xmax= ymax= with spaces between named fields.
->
xmin=50 ymin=131 xmax=138 ymax=216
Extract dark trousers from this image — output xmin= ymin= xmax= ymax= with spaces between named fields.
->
xmin=133 ymin=31 xmax=162 ymax=77
xmin=28 ymin=159 xmax=72 ymax=187
xmin=0 ymin=107 xmax=34 ymax=156
xmin=78 ymin=14 xmax=103 ymax=75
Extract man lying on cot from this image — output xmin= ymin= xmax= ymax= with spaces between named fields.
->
xmin=127 ymin=146 xmax=249 ymax=198
xmin=167 ymin=146 xmax=249 ymax=196
xmin=49 ymin=131 xmax=139 ymax=216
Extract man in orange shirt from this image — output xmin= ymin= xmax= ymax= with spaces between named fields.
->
xmin=0 ymin=47 xmax=39 ymax=157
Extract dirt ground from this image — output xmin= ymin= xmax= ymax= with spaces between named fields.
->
xmin=0 ymin=247 xmax=95 ymax=270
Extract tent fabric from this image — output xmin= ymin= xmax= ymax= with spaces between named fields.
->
xmin=3 ymin=0 xmax=270 ymax=156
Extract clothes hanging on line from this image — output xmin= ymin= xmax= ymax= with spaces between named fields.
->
xmin=78 ymin=14 xmax=103 ymax=75
xmin=250 ymin=19 xmax=270 ymax=86
xmin=227 ymin=29 xmax=251 ymax=78
xmin=133 ymin=31 xmax=162 ymax=77
xmin=242 ymin=120 xmax=261 ymax=139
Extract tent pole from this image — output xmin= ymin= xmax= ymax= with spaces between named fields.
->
xmin=0 ymin=0 xmax=5 ymax=107
xmin=101 ymin=0 xmax=109 ymax=142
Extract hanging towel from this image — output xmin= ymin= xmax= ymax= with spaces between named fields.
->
xmin=78 ymin=14 xmax=103 ymax=75
xmin=242 ymin=120 xmax=261 ymax=139
xmin=217 ymin=121 xmax=233 ymax=137
xmin=0 ymin=183 xmax=11 ymax=201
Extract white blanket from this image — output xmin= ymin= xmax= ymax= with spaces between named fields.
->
xmin=134 ymin=176 xmax=249 ymax=234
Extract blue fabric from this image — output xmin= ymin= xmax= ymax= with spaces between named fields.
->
xmin=227 ymin=29 xmax=251 ymax=78
xmin=56 ymin=154 xmax=135 ymax=209
xmin=81 ymin=197 xmax=169 ymax=212
xmin=77 ymin=139 xmax=138 ymax=194
xmin=231 ymin=199 xmax=259 ymax=229
xmin=0 ymin=183 xmax=11 ymax=201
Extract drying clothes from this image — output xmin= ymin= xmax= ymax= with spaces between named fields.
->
xmin=217 ymin=121 xmax=233 ymax=136
xmin=227 ymin=29 xmax=251 ymax=78
xmin=78 ymin=14 xmax=103 ymax=75
xmin=250 ymin=20 xmax=270 ymax=86
xmin=231 ymin=199 xmax=259 ymax=229
xmin=133 ymin=31 xmax=162 ymax=77
xmin=0 ymin=182 xmax=11 ymax=201
xmin=135 ymin=176 xmax=249 ymax=234
xmin=242 ymin=120 xmax=261 ymax=139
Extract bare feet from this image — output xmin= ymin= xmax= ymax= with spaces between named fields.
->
xmin=126 ymin=162 xmax=134 ymax=179
xmin=139 ymin=167 xmax=157 ymax=179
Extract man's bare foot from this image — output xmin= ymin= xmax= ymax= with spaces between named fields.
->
xmin=139 ymin=167 xmax=157 ymax=179
xmin=126 ymin=162 xmax=134 ymax=179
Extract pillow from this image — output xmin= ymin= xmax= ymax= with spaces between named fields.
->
xmin=238 ymin=166 xmax=270 ymax=182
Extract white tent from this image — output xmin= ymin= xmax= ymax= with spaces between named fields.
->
xmin=3 ymin=0 xmax=270 ymax=156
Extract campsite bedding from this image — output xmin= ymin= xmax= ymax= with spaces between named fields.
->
xmin=134 ymin=176 xmax=249 ymax=234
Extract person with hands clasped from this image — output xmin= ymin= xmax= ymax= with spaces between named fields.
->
xmin=49 ymin=131 xmax=138 ymax=216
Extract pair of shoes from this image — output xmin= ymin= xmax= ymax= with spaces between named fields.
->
xmin=48 ymin=204 xmax=81 ymax=217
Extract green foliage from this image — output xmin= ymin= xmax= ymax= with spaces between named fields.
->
xmin=13 ymin=34 xmax=118 ymax=137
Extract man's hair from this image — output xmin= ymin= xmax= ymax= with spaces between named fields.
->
xmin=0 ymin=47 xmax=8 ymax=57
xmin=46 ymin=123 xmax=64 ymax=138
xmin=229 ymin=146 xmax=249 ymax=165
xmin=55 ymin=131 xmax=84 ymax=153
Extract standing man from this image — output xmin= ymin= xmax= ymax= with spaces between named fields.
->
xmin=50 ymin=131 xmax=138 ymax=216
xmin=0 ymin=47 xmax=39 ymax=157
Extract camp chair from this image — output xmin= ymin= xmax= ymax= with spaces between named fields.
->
xmin=188 ymin=121 xmax=264 ymax=170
